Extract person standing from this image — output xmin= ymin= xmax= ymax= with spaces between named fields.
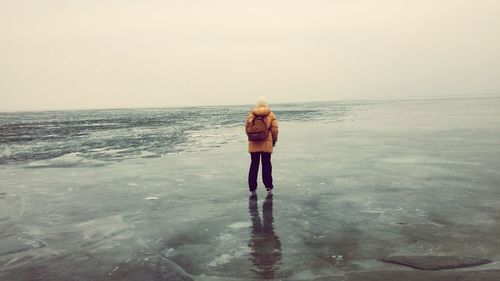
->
xmin=245 ymin=97 xmax=279 ymax=197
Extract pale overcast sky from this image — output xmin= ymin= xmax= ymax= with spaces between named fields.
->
xmin=1 ymin=0 xmax=499 ymax=111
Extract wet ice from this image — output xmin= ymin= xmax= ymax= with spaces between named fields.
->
xmin=1 ymin=97 xmax=500 ymax=280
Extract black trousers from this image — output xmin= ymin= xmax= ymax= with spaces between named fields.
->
xmin=248 ymin=152 xmax=273 ymax=191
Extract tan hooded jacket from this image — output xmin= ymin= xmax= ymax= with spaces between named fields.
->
xmin=246 ymin=106 xmax=279 ymax=153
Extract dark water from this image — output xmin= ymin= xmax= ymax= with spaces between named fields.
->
xmin=0 ymin=102 xmax=353 ymax=165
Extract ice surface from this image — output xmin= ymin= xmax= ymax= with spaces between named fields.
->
xmin=1 ymin=97 xmax=500 ymax=280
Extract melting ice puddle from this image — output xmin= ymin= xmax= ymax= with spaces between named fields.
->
xmin=227 ymin=221 xmax=252 ymax=229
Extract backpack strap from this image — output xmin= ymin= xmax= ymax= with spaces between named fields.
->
xmin=266 ymin=113 xmax=273 ymax=130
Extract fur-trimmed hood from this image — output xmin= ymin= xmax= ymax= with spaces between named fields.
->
xmin=251 ymin=106 xmax=271 ymax=117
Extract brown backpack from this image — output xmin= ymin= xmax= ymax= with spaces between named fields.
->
xmin=246 ymin=115 xmax=270 ymax=141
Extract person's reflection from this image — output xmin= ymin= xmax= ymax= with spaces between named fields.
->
xmin=248 ymin=195 xmax=282 ymax=279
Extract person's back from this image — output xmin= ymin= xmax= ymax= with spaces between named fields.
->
xmin=245 ymin=97 xmax=279 ymax=197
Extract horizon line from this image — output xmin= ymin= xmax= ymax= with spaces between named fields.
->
xmin=1 ymin=92 xmax=499 ymax=114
